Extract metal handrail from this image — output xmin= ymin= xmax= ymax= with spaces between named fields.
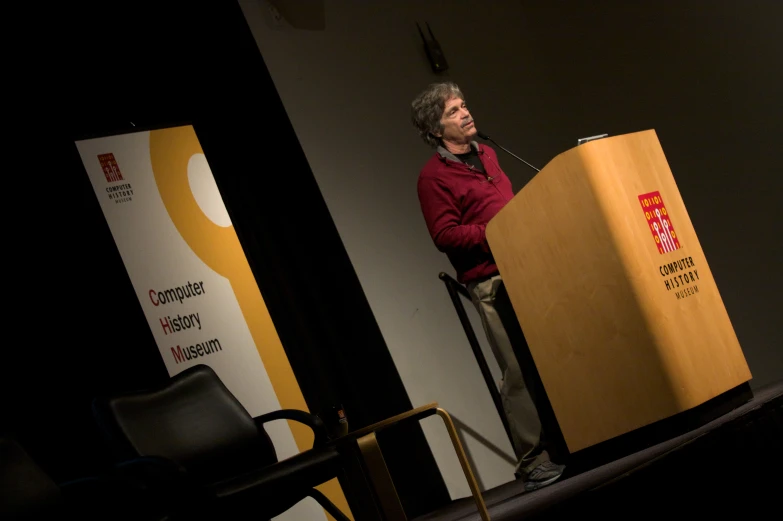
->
xmin=438 ymin=272 xmax=515 ymax=451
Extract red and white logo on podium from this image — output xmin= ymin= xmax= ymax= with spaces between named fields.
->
xmin=98 ymin=153 xmax=124 ymax=183
xmin=639 ymin=191 xmax=681 ymax=254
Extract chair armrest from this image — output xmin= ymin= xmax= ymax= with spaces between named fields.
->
xmin=334 ymin=403 xmax=439 ymax=443
xmin=253 ymin=409 xmax=329 ymax=447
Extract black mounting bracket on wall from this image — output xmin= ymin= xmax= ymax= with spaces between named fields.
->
xmin=417 ymin=22 xmax=449 ymax=73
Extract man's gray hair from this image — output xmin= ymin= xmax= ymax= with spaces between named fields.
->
xmin=411 ymin=82 xmax=465 ymax=148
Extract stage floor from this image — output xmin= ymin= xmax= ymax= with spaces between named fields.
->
xmin=415 ymin=380 xmax=783 ymax=521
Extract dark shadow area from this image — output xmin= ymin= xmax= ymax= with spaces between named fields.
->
xmin=414 ymin=381 xmax=782 ymax=520
xmin=4 ymin=2 xmax=451 ymax=518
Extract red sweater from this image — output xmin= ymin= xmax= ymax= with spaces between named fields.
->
xmin=417 ymin=143 xmax=514 ymax=284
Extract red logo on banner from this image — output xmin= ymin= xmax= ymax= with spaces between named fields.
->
xmin=639 ymin=191 xmax=681 ymax=254
xmin=98 ymin=153 xmax=124 ymax=183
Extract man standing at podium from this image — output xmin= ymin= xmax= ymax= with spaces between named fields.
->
xmin=412 ymin=82 xmax=564 ymax=490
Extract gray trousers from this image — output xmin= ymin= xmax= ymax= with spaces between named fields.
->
xmin=467 ymin=274 xmax=550 ymax=474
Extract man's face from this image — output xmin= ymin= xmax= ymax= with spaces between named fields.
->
xmin=436 ymin=97 xmax=476 ymax=145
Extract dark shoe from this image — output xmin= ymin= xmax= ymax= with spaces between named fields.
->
xmin=520 ymin=461 xmax=565 ymax=491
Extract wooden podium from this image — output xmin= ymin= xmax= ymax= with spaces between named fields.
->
xmin=486 ymin=130 xmax=752 ymax=453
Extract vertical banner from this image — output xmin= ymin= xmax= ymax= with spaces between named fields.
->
xmin=76 ymin=126 xmax=349 ymax=521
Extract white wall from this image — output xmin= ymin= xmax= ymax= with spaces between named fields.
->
xmin=238 ymin=0 xmax=532 ymax=497
xmin=238 ymin=0 xmax=783 ymax=499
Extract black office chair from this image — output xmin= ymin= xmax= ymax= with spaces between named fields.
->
xmin=91 ymin=364 xmax=350 ymax=521
xmin=0 ymin=437 xmax=165 ymax=521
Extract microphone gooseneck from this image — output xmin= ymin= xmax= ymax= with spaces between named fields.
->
xmin=476 ymin=131 xmax=540 ymax=173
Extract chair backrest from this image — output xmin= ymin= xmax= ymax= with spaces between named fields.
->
xmin=92 ymin=365 xmax=277 ymax=484
xmin=0 ymin=438 xmax=63 ymax=520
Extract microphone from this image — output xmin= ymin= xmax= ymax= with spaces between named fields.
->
xmin=476 ymin=131 xmax=540 ymax=173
